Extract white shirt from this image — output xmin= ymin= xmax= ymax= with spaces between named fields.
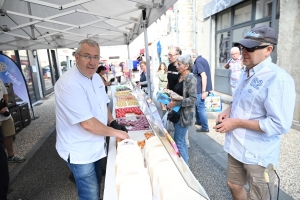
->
xmin=55 ymin=66 xmax=110 ymax=164
xmin=0 ymin=79 xmax=10 ymax=121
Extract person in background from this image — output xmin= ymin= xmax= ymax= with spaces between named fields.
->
xmin=0 ymin=127 xmax=9 ymax=200
xmin=115 ymin=63 xmax=123 ymax=84
xmin=167 ymin=46 xmax=182 ymax=91
xmin=0 ymin=79 xmax=25 ymax=163
xmin=111 ymin=63 xmax=116 ymax=80
xmin=55 ymin=38 xmax=129 ymax=200
xmin=166 ymin=54 xmax=197 ymax=165
xmin=214 ymin=25 xmax=296 ymax=200
xmin=193 ymin=54 xmax=212 ymax=132
xmin=122 ymin=62 xmax=130 ymax=84
xmin=156 ymin=62 xmax=168 ymax=116
xmin=138 ymin=61 xmax=154 ymax=94
xmin=166 ymin=46 xmax=189 ymax=148
xmin=104 ymin=63 xmax=109 ymax=81
xmin=224 ymin=47 xmax=244 ymax=96
xmin=96 ymin=66 xmax=114 ymax=94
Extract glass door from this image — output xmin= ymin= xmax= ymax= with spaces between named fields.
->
xmin=37 ymin=49 xmax=54 ymax=96
xmin=19 ymin=50 xmax=37 ymax=103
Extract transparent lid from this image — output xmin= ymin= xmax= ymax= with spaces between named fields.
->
xmin=131 ymin=84 xmax=209 ymax=199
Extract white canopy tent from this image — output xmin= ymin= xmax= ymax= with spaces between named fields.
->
xmin=0 ymin=0 xmax=176 ymax=50
xmin=0 ymin=0 xmax=177 ymax=98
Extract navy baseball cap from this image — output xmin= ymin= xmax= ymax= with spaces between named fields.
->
xmin=234 ymin=25 xmax=278 ymax=48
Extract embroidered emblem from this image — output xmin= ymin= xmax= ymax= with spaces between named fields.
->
xmin=250 ymin=78 xmax=263 ymax=90
xmin=245 ymin=30 xmax=260 ymax=38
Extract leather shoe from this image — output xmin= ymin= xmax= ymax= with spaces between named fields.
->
xmin=196 ymin=128 xmax=209 ymax=132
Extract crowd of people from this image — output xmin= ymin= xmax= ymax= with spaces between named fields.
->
xmin=1 ymin=25 xmax=296 ymax=200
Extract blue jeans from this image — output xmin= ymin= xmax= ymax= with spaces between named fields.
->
xmin=174 ymin=120 xmax=189 ymax=165
xmin=195 ymin=93 xmax=209 ymax=130
xmin=67 ymin=157 xmax=102 ymax=200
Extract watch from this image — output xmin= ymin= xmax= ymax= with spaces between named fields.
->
xmin=202 ymin=91 xmax=206 ymax=93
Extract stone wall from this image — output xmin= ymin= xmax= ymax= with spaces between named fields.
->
xmin=195 ymin=0 xmax=216 ymax=88
xmin=277 ymin=0 xmax=300 ymax=122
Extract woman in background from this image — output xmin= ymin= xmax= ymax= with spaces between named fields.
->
xmin=96 ymin=66 xmax=114 ymax=93
xmin=166 ymin=54 xmax=197 ymax=166
xmin=157 ymin=62 xmax=168 ymax=115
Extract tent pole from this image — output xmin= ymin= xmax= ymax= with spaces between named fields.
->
xmin=142 ymin=9 xmax=152 ymax=99
xmin=127 ymin=44 xmax=132 ymax=82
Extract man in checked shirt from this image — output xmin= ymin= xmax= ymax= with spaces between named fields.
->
xmin=214 ymin=25 xmax=296 ymax=200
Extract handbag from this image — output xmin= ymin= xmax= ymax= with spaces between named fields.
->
xmin=205 ymin=93 xmax=222 ymax=112
xmin=167 ymin=110 xmax=180 ymax=123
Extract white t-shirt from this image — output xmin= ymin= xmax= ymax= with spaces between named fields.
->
xmin=0 ymin=80 xmax=10 ymax=121
xmin=55 ymin=66 xmax=110 ymax=164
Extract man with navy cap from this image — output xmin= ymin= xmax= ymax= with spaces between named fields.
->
xmin=214 ymin=25 xmax=296 ymax=200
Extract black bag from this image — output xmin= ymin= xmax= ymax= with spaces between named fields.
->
xmin=167 ymin=110 xmax=180 ymax=123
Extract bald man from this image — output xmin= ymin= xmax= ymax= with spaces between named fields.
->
xmin=224 ymin=47 xmax=244 ymax=96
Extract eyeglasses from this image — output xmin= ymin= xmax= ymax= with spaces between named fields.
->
xmin=77 ymin=53 xmax=100 ymax=61
xmin=239 ymin=45 xmax=270 ymax=52
xmin=168 ymin=54 xmax=178 ymax=57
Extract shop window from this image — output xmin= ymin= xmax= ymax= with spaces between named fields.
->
xmin=276 ymin=0 xmax=280 ymax=14
xmin=2 ymin=50 xmax=17 ymax=62
xmin=217 ymin=9 xmax=231 ymax=31
xmin=57 ymin=49 xmax=75 ymax=74
xmin=256 ymin=0 xmax=280 ymax=20
xmin=38 ymin=49 xmax=53 ymax=90
xmin=216 ymin=32 xmax=231 ymax=68
xmin=234 ymin=1 xmax=252 ymax=25
xmin=232 ymin=26 xmax=252 ymax=44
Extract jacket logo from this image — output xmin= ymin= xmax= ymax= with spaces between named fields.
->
xmin=250 ymin=77 xmax=262 ymax=90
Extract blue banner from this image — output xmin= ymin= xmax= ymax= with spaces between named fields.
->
xmin=0 ymin=54 xmax=31 ymax=108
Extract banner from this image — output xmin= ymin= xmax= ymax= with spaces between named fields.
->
xmin=0 ymin=54 xmax=31 ymax=108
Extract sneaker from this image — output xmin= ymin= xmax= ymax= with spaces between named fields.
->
xmin=7 ymin=154 xmax=26 ymax=163
xmin=196 ymin=128 xmax=209 ymax=132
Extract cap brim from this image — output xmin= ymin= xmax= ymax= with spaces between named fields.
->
xmin=234 ymin=39 xmax=261 ymax=48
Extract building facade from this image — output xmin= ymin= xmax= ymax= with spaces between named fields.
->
xmin=195 ymin=0 xmax=300 ymax=123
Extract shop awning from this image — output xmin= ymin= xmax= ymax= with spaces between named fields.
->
xmin=0 ymin=0 xmax=177 ymax=50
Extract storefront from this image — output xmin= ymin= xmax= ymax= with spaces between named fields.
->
xmin=0 ymin=48 xmax=62 ymax=103
xmin=1 ymin=50 xmax=41 ymax=104
xmin=204 ymin=0 xmax=280 ymax=95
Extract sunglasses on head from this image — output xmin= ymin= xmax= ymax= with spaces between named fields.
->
xmin=239 ymin=45 xmax=270 ymax=52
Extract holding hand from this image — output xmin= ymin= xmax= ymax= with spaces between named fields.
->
xmin=110 ymin=120 xmax=128 ymax=132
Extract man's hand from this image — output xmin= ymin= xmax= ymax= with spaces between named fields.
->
xmin=213 ymin=105 xmax=232 ymax=133
xmin=110 ymin=120 xmax=128 ymax=132
xmin=214 ymin=118 xmax=238 ymax=134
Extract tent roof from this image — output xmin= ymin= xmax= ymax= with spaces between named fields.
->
xmin=0 ymin=0 xmax=177 ymax=50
